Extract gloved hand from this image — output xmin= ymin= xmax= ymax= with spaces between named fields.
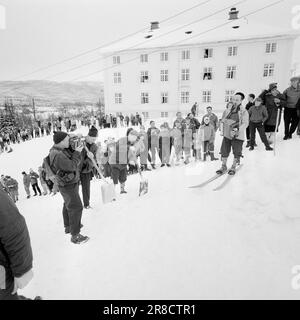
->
xmin=12 ymin=269 xmax=34 ymax=294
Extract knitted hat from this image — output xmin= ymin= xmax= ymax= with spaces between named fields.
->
xmin=53 ymin=131 xmax=68 ymax=144
xmin=128 ymin=129 xmax=139 ymax=137
xmin=88 ymin=125 xmax=98 ymax=137
xmin=290 ymin=76 xmax=299 ymax=82
xmin=269 ymin=83 xmax=277 ymax=91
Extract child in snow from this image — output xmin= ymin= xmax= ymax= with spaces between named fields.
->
xmin=159 ymin=124 xmax=172 ymax=167
xmin=170 ymin=120 xmax=183 ymax=164
xmin=199 ymin=116 xmax=218 ymax=161
xmin=183 ymin=118 xmax=193 ymax=164
xmin=193 ymin=129 xmax=202 ymax=161
xmin=248 ymin=97 xmax=273 ymax=151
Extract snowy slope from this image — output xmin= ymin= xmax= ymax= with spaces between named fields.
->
xmin=0 ymin=121 xmax=300 ymax=299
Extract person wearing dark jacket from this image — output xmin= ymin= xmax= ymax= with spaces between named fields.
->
xmin=0 ymin=186 xmax=34 ymax=300
xmin=296 ymin=96 xmax=300 ymax=135
xmin=49 ymin=131 xmax=89 ymax=244
xmin=282 ymin=77 xmax=300 ymax=139
xmin=245 ymin=94 xmax=255 ymax=147
xmin=80 ymin=126 xmax=98 ymax=209
xmin=248 ymin=97 xmax=273 ymax=151
xmin=259 ymin=83 xmax=286 ymax=144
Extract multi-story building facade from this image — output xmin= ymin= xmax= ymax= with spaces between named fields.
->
xmin=102 ymin=14 xmax=299 ymax=119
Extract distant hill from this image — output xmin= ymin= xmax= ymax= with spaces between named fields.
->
xmin=0 ymin=80 xmax=103 ymax=106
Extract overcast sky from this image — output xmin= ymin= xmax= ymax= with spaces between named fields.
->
xmin=0 ymin=0 xmax=299 ymax=82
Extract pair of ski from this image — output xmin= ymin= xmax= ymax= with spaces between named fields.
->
xmin=189 ymin=164 xmax=243 ymax=191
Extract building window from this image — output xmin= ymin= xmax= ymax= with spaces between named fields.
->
xmin=228 ymin=46 xmax=238 ymax=56
xmin=266 ymin=42 xmax=277 ymax=53
xmin=181 ymin=68 xmax=190 ymax=81
xmin=161 ymin=92 xmax=168 ymax=104
xmin=181 ymin=91 xmax=189 ymax=104
xmin=160 ymin=70 xmax=168 ymax=82
xmin=140 ymin=71 xmax=149 ymax=83
xmin=204 ymin=48 xmax=213 ymax=58
xmin=263 ymin=63 xmax=275 ymax=77
xmin=141 ymin=92 xmax=149 ymax=104
xmin=142 ymin=112 xmax=149 ymax=119
xmin=225 ymin=90 xmax=235 ymax=102
xmin=160 ymin=52 xmax=168 ymax=61
xmin=115 ymin=93 xmax=122 ymax=104
xmin=202 ymin=90 xmax=211 ymax=103
xmin=181 ymin=50 xmax=190 ymax=60
xmin=140 ymin=54 xmax=148 ymax=63
xmin=203 ymin=67 xmax=213 ymax=80
xmin=161 ymin=112 xmax=168 ymax=118
xmin=113 ymin=56 xmax=120 ymax=64
xmin=226 ymin=66 xmax=236 ymax=79
xmin=113 ymin=72 xmax=121 ymax=84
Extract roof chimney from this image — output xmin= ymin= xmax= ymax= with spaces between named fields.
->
xmin=228 ymin=8 xmax=239 ymax=20
xmin=150 ymin=21 xmax=159 ymax=31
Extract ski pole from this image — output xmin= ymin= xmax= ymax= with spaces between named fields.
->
xmin=273 ymin=108 xmax=281 ymax=156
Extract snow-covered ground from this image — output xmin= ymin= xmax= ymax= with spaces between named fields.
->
xmin=1 ymin=119 xmax=300 ymax=300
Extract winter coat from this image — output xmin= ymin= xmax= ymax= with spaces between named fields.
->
xmin=220 ymin=104 xmax=249 ymax=141
xmin=199 ymin=123 xmax=215 ymax=143
xmin=201 ymin=113 xmax=219 ymax=131
xmin=0 ymin=187 xmax=33 ymax=290
xmin=5 ymin=178 xmax=18 ymax=192
xmin=29 ymin=172 xmax=39 ymax=185
xmin=22 ymin=174 xmax=31 ymax=187
xmin=248 ymin=105 xmax=269 ymax=123
xmin=49 ymin=146 xmax=82 ymax=187
xmin=79 ymin=142 xmax=98 ymax=174
xmin=282 ymin=86 xmax=300 ymax=109
xmin=259 ymin=90 xmax=285 ymax=126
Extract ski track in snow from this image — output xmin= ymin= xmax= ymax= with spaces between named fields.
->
xmin=1 ymin=124 xmax=300 ymax=299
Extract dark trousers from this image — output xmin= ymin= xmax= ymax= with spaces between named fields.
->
xmin=220 ymin=137 xmax=243 ymax=159
xmin=59 ymin=183 xmax=83 ymax=236
xmin=246 ymin=125 xmax=250 ymax=141
xmin=0 ymin=279 xmax=28 ymax=300
xmin=32 ymin=183 xmax=41 ymax=195
xmin=80 ymin=172 xmax=92 ymax=207
xmin=110 ymin=164 xmax=127 ymax=185
xmin=284 ymin=108 xmax=299 ymax=136
xmin=249 ymin=122 xmax=270 ymax=147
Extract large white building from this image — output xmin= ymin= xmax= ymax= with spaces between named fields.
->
xmin=102 ymin=9 xmax=299 ymax=119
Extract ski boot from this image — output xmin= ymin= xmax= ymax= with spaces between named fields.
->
xmin=228 ymin=158 xmax=239 ymax=175
xmin=265 ymin=146 xmax=273 ymax=151
xmin=249 ymin=146 xmax=254 ymax=151
xmin=216 ymin=157 xmax=228 ymax=174
xmin=246 ymin=140 xmax=250 ymax=148
xmin=120 ymin=183 xmax=127 ymax=194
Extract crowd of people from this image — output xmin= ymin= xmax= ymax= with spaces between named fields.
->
xmin=0 ymin=77 xmax=300 ymax=299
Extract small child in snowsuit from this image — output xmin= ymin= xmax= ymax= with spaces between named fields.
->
xmin=159 ymin=124 xmax=172 ymax=167
xmin=199 ymin=116 xmax=218 ymax=161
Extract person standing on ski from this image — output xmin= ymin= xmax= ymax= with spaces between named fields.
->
xmin=217 ymin=92 xmax=249 ymax=175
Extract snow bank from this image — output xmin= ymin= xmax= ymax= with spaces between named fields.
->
xmin=0 ymin=124 xmax=300 ymax=299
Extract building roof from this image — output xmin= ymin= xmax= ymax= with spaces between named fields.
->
xmin=100 ymin=19 xmax=300 ymax=54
